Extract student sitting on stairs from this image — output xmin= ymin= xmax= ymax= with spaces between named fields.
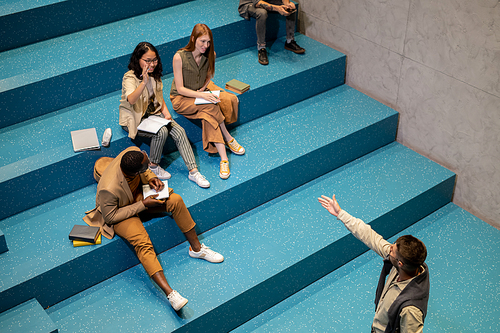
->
xmin=84 ymin=147 xmax=224 ymax=311
xmin=170 ymin=24 xmax=245 ymax=180
xmin=119 ymin=42 xmax=210 ymax=188
xmin=238 ymin=0 xmax=305 ymax=65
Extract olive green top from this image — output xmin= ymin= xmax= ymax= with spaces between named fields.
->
xmin=170 ymin=50 xmax=209 ymax=97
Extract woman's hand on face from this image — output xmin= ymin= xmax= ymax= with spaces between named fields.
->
xmin=141 ymin=63 xmax=150 ymax=81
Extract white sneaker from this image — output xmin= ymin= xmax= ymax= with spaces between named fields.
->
xmin=189 ymin=244 xmax=224 ymax=263
xmin=167 ymin=290 xmax=188 ymax=311
xmin=188 ymin=171 xmax=210 ymax=188
xmin=150 ymin=165 xmax=171 ymax=180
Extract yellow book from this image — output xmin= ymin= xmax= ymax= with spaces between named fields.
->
xmin=73 ymin=234 xmax=102 ymax=247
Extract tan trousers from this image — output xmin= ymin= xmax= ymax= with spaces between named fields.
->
xmin=113 ymin=193 xmax=196 ymax=277
xmin=171 ymin=81 xmax=238 ymax=154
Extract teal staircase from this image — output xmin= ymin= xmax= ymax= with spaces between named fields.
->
xmin=1 ymin=1 xmax=498 ymax=332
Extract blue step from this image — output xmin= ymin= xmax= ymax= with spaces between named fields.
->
xmin=0 ymin=34 xmax=344 ymax=221
xmin=0 ymin=35 xmax=345 ymax=219
xmin=233 ymin=203 xmax=500 ymax=333
xmin=0 ymin=0 xmax=294 ymax=129
xmin=0 ymin=298 xmax=57 ymax=333
xmin=0 ymin=84 xmax=398 ymax=313
xmin=0 ymin=228 xmax=6 ymax=254
xmin=0 ymin=0 xmax=187 ymax=52
xmin=44 ymin=143 xmax=455 ymax=333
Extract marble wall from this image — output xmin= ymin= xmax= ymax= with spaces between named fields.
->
xmin=298 ymin=0 xmax=500 ymax=228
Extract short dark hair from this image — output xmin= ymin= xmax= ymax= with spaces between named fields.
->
xmin=396 ymin=235 xmax=427 ymax=272
xmin=128 ymin=42 xmax=163 ymax=81
xmin=120 ymin=151 xmax=144 ymax=175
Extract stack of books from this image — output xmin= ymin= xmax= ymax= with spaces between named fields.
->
xmin=69 ymin=225 xmax=102 ymax=247
xmin=225 ymin=79 xmax=250 ymax=94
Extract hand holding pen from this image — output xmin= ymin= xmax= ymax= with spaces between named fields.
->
xmin=207 ymin=89 xmax=220 ymax=104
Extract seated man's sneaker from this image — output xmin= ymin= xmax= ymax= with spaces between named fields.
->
xmin=219 ymin=160 xmax=230 ymax=179
xmin=258 ymin=48 xmax=269 ymax=65
xmin=188 ymin=171 xmax=210 ymax=188
xmin=284 ymin=40 xmax=305 ymax=54
xmin=189 ymin=244 xmax=224 ymax=263
xmin=167 ymin=290 xmax=188 ymax=311
xmin=227 ymin=138 xmax=245 ymax=155
xmin=150 ymin=165 xmax=171 ymax=180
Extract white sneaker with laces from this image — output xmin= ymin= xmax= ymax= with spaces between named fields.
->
xmin=150 ymin=165 xmax=171 ymax=180
xmin=189 ymin=244 xmax=224 ymax=263
xmin=167 ymin=290 xmax=188 ymax=311
xmin=188 ymin=171 xmax=210 ymax=188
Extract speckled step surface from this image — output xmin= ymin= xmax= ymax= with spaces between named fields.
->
xmin=0 ymin=298 xmax=57 ymax=333
xmin=0 ymin=84 xmax=398 ymax=313
xmin=0 ymin=0 xmax=292 ymax=128
xmin=0 ymin=0 xmax=187 ymax=52
xmin=0 ymin=34 xmax=345 ymax=221
xmin=232 ymin=203 xmax=500 ymax=333
xmin=45 ymin=142 xmax=455 ymax=333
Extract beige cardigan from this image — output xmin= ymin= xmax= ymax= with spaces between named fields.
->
xmin=83 ymin=146 xmax=157 ymax=239
xmin=118 ymin=70 xmax=165 ymax=139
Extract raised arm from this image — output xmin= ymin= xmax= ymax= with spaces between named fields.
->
xmin=318 ymin=194 xmax=391 ymax=258
xmin=125 ymin=63 xmax=151 ymax=105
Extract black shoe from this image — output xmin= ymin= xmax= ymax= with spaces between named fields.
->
xmin=258 ymin=48 xmax=269 ymax=65
xmin=284 ymin=40 xmax=305 ymax=54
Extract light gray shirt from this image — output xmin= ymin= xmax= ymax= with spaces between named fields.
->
xmin=337 ymin=210 xmax=425 ymax=333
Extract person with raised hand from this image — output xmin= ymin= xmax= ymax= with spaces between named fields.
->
xmin=318 ymin=194 xmax=430 ymax=333
xmin=119 ymin=42 xmax=210 ymax=188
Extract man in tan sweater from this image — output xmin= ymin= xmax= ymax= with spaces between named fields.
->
xmin=84 ymin=146 xmax=224 ymax=311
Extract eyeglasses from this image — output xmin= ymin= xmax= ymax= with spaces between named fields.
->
xmin=141 ymin=58 xmax=158 ymax=64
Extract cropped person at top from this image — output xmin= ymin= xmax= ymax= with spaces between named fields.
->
xmin=119 ymin=42 xmax=210 ymax=188
xmin=170 ymin=23 xmax=245 ymax=180
xmin=238 ymin=0 xmax=305 ymax=66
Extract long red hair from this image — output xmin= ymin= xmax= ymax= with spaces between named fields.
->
xmin=181 ymin=23 xmax=215 ymax=83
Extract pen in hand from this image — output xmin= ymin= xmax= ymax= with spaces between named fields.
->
xmin=208 ymin=89 xmax=220 ymax=103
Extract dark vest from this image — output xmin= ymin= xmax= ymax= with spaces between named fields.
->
xmin=374 ymin=258 xmax=430 ymax=333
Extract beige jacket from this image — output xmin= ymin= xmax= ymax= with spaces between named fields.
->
xmin=118 ymin=70 xmax=165 ymax=139
xmin=83 ymin=146 xmax=157 ymax=239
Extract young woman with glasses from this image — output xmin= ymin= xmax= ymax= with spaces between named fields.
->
xmin=119 ymin=42 xmax=210 ymax=188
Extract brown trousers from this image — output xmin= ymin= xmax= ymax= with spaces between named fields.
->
xmin=113 ymin=193 xmax=196 ymax=277
xmin=171 ymin=81 xmax=238 ymax=154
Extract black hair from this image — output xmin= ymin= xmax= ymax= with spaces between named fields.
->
xmin=396 ymin=235 xmax=427 ymax=272
xmin=128 ymin=42 xmax=163 ymax=81
xmin=120 ymin=151 xmax=145 ymax=175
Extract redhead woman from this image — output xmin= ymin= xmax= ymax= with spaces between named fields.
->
xmin=119 ymin=42 xmax=210 ymax=188
xmin=170 ymin=24 xmax=244 ymax=179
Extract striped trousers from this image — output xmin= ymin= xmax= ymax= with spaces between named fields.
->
xmin=123 ymin=119 xmax=197 ymax=170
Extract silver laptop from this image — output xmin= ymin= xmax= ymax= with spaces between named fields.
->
xmin=71 ymin=128 xmax=100 ymax=152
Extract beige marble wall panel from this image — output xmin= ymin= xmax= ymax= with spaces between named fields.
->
xmin=299 ymin=0 xmax=411 ymax=53
xmin=398 ymin=58 xmax=500 ymax=227
xmin=404 ymin=0 xmax=500 ymax=97
xmin=300 ymin=14 xmax=402 ymax=108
